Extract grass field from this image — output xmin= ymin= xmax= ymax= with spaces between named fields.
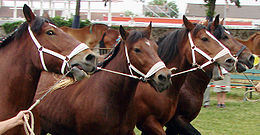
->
xmin=134 ymin=88 xmax=260 ymax=135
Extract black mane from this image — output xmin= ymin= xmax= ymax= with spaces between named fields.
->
xmin=157 ymin=23 xmax=207 ymax=64
xmin=0 ymin=16 xmax=52 ymax=48
xmin=207 ymin=22 xmax=225 ymax=40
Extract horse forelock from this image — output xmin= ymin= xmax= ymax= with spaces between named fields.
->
xmin=127 ymin=30 xmax=147 ymax=47
xmin=193 ymin=23 xmax=207 ymax=37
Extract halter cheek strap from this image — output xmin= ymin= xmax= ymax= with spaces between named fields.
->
xmin=28 ymin=25 xmax=89 ymax=74
xmin=188 ymin=31 xmax=235 ymax=69
xmin=124 ymin=45 xmax=166 ymax=80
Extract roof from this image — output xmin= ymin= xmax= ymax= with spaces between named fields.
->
xmin=185 ymin=3 xmax=260 ymax=19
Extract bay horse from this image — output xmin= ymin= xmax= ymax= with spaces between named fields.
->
xmin=236 ymin=32 xmax=260 ymax=55
xmin=60 ymin=23 xmax=108 ymax=49
xmin=133 ymin=16 xmax=238 ymax=135
xmin=35 ymin=23 xmax=172 ymax=135
xmin=164 ymin=16 xmax=255 ymax=135
xmin=99 ymin=28 xmax=120 ymax=55
xmin=0 ymin=4 xmax=98 ymax=135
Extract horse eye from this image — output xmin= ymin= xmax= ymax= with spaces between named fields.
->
xmin=46 ymin=30 xmax=55 ymax=35
xmin=134 ymin=48 xmax=141 ymax=53
xmin=201 ymin=37 xmax=208 ymax=41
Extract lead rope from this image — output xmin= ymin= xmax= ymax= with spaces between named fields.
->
xmin=23 ymin=69 xmax=72 ymax=135
xmin=242 ymin=73 xmax=260 ymax=102
xmin=97 ymin=44 xmax=166 ymax=82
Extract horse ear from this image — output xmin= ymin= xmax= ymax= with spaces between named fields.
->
xmin=143 ymin=22 xmax=152 ymax=39
xmin=210 ymin=14 xmax=220 ymax=31
xmin=23 ymin=4 xmax=35 ymax=23
xmin=220 ymin=18 xmax=225 ymax=25
xmin=183 ymin=15 xmax=194 ymax=31
xmin=119 ymin=25 xmax=129 ymax=40
xmin=43 ymin=12 xmax=50 ymax=20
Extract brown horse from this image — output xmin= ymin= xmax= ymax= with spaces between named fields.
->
xmin=133 ymin=16 xmax=237 ymax=135
xmin=60 ymin=24 xmax=108 ymax=49
xmin=35 ymin=23 xmax=172 ymax=135
xmin=0 ymin=4 xmax=98 ymax=135
xmin=164 ymin=16 xmax=255 ymax=135
xmin=236 ymin=32 xmax=260 ymax=55
xmin=98 ymin=28 xmax=120 ymax=55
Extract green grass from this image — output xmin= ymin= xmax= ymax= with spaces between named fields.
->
xmin=135 ymin=88 xmax=260 ymax=135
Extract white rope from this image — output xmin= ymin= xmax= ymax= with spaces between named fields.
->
xmin=96 ymin=67 xmax=142 ymax=80
xmin=170 ymin=30 xmax=235 ymax=78
xmin=22 ymin=70 xmax=71 ymax=135
xmin=28 ymin=25 xmax=89 ymax=74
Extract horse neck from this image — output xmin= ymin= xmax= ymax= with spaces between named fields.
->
xmin=164 ymin=38 xmax=194 ymax=98
xmin=237 ymin=37 xmax=254 ymax=51
xmin=0 ymin=37 xmax=41 ymax=114
xmin=93 ymin=43 xmax=139 ymax=107
xmin=184 ymin=70 xmax=211 ymax=95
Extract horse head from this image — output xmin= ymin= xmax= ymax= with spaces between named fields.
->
xmin=182 ymin=15 xmax=236 ymax=75
xmin=207 ymin=15 xmax=254 ymax=77
xmin=120 ymin=23 xmax=172 ymax=92
xmin=23 ymin=4 xmax=97 ymax=79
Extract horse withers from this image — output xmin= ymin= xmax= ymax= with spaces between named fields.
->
xmin=35 ymin=23 xmax=172 ymax=135
xmin=0 ymin=4 xmax=97 ymax=135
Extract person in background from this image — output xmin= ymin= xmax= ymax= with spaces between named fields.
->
xmin=255 ymin=82 xmax=260 ymax=93
xmin=203 ymin=86 xmax=211 ymax=108
xmin=0 ymin=110 xmax=29 ymax=134
xmin=213 ymin=67 xmax=230 ymax=108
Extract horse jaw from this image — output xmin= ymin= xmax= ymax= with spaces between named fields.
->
xmin=212 ymin=63 xmax=224 ymax=81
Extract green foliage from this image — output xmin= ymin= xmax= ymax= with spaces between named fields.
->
xmin=2 ymin=21 xmax=23 ymax=34
xmin=50 ymin=16 xmax=91 ymax=28
xmin=146 ymin=0 xmax=179 ymax=18
xmin=167 ymin=2 xmax=179 ymax=18
xmin=124 ymin=10 xmax=136 ymax=17
xmin=1 ymin=17 xmax=92 ymax=34
xmin=148 ymin=0 xmax=166 ymax=5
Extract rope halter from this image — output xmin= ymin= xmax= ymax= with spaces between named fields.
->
xmin=188 ymin=30 xmax=235 ymax=69
xmin=97 ymin=39 xmax=166 ymax=81
xmin=28 ymin=24 xmax=89 ymax=74
xmin=124 ymin=42 xmax=166 ymax=81
xmin=171 ymin=30 xmax=235 ymax=77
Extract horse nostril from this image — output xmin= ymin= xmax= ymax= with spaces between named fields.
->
xmin=249 ymin=55 xmax=255 ymax=63
xmin=158 ymin=74 xmax=167 ymax=82
xmin=85 ymin=54 xmax=96 ymax=61
xmin=225 ymin=58 xmax=235 ymax=64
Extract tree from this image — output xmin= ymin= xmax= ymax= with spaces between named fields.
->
xmin=204 ymin=0 xmax=241 ymax=21
xmin=145 ymin=0 xmax=179 ymax=18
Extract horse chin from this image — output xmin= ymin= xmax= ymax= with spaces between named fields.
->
xmin=147 ymin=78 xmax=171 ymax=93
xmin=69 ymin=67 xmax=88 ymax=81
xmin=71 ymin=61 xmax=97 ymax=75
xmin=212 ymin=64 xmax=224 ymax=81
xmin=236 ymin=62 xmax=247 ymax=73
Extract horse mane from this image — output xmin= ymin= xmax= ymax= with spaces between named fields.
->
xmin=207 ymin=22 xmax=225 ymax=39
xmin=0 ymin=16 xmax=52 ymax=48
xmin=99 ymin=32 xmax=106 ymax=48
xmin=157 ymin=29 xmax=183 ymax=64
xmin=157 ymin=23 xmax=206 ymax=64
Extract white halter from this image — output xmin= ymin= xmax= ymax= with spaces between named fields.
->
xmin=124 ymin=43 xmax=166 ymax=80
xmin=171 ymin=30 xmax=234 ymax=77
xmin=28 ymin=24 xmax=89 ymax=74
xmin=188 ymin=30 xmax=234 ymax=69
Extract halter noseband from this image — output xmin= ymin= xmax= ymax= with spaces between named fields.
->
xmin=28 ymin=24 xmax=89 ymax=74
xmin=188 ymin=30 xmax=234 ymax=69
xmin=124 ymin=45 xmax=166 ymax=80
